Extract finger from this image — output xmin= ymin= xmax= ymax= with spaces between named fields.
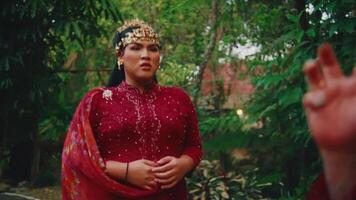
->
xmin=318 ymin=43 xmax=343 ymax=81
xmin=161 ymin=181 xmax=177 ymax=189
xmin=143 ymin=159 xmax=158 ymax=167
xmin=146 ymin=180 xmax=157 ymax=188
xmin=303 ymin=91 xmax=328 ymax=110
xmin=343 ymin=76 xmax=356 ymax=96
xmin=303 ymin=59 xmax=325 ymax=90
xmin=143 ymin=185 xmax=154 ymax=190
xmin=156 ymin=176 xmax=175 ymax=185
xmin=152 ymin=163 xmax=173 ymax=173
xmin=303 ymin=85 xmax=339 ymax=111
xmin=157 ymin=156 xmax=173 ymax=165
xmin=146 ymin=174 xmax=156 ymax=181
xmin=154 ymin=169 xmax=175 ymax=179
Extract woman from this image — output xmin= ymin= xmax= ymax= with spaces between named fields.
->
xmin=304 ymin=44 xmax=356 ymax=199
xmin=61 ymin=19 xmax=202 ymax=200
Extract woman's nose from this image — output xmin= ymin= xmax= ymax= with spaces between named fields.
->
xmin=141 ymin=48 xmax=150 ymax=59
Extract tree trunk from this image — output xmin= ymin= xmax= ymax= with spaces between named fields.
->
xmin=30 ymin=128 xmax=40 ymax=185
xmin=193 ymin=0 xmax=219 ymax=106
xmin=0 ymin=111 xmax=8 ymax=179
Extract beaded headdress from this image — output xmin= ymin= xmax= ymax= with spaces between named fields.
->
xmin=113 ymin=19 xmax=160 ymax=54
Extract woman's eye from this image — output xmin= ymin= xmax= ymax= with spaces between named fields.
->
xmin=149 ymin=46 xmax=159 ymax=52
xmin=130 ymin=45 xmax=141 ymax=50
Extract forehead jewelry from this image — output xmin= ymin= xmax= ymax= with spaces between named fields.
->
xmin=115 ymin=19 xmax=160 ymax=53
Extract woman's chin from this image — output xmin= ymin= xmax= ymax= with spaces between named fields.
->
xmin=136 ymin=74 xmax=155 ymax=82
xmin=136 ymin=71 xmax=156 ymax=80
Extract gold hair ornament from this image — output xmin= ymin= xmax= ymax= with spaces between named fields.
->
xmin=115 ymin=19 xmax=160 ymax=53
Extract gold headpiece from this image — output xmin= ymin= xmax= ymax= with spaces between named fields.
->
xmin=114 ymin=19 xmax=160 ymax=53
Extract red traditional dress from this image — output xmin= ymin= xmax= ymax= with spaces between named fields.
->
xmin=306 ymin=173 xmax=356 ymax=199
xmin=61 ymin=81 xmax=202 ymax=200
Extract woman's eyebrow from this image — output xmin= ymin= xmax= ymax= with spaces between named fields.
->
xmin=129 ymin=43 xmax=158 ymax=48
xmin=130 ymin=42 xmax=143 ymax=47
xmin=148 ymin=44 xmax=159 ymax=48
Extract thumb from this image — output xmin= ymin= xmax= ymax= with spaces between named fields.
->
xmin=157 ymin=156 xmax=173 ymax=165
xmin=143 ymin=159 xmax=157 ymax=167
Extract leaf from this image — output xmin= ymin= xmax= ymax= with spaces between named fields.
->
xmin=296 ymin=30 xmax=304 ymax=43
xmin=203 ymin=132 xmax=252 ymax=151
xmin=0 ymin=78 xmax=13 ymax=89
xmin=221 ymin=191 xmax=230 ymax=199
xmin=286 ymin=14 xmax=298 ymax=24
xmin=306 ymin=29 xmax=316 ymax=38
xmin=0 ymin=58 xmax=10 ymax=71
xmin=72 ymin=22 xmax=82 ymax=38
xmin=257 ymin=172 xmax=284 ymax=184
xmin=279 ymin=87 xmax=303 ymax=109
xmin=329 ymin=23 xmax=338 ymax=37
xmin=259 ymin=103 xmax=277 ymax=118
xmin=30 ymin=0 xmax=38 ymax=18
xmin=344 ymin=19 xmax=355 ymax=33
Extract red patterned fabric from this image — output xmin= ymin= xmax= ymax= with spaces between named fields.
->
xmin=306 ymin=174 xmax=330 ymax=200
xmin=61 ymin=82 xmax=202 ymax=200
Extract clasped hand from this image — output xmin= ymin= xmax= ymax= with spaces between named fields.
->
xmin=125 ymin=156 xmax=192 ymax=190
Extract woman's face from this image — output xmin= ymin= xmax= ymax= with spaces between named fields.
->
xmin=120 ymin=40 xmax=160 ymax=83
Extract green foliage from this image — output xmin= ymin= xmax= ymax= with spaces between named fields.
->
xmin=0 ymin=0 xmax=120 ymax=181
xmin=187 ymin=160 xmax=269 ymax=200
xmin=240 ymin=0 xmax=356 ymax=198
xmin=1 ymin=0 xmax=355 ymax=198
xmin=156 ymin=61 xmax=195 ymax=87
xmin=35 ymin=0 xmax=121 ymax=143
xmin=199 ymin=111 xmax=249 ymax=152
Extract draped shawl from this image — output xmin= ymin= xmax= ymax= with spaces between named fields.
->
xmin=61 ymin=89 xmax=159 ymax=200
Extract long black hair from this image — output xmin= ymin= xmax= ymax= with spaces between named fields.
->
xmin=106 ymin=27 xmax=131 ymax=87
xmin=106 ymin=27 xmax=158 ymax=87
xmin=106 ymin=61 xmax=125 ymax=87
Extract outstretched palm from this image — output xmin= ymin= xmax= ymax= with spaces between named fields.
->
xmin=303 ymin=44 xmax=356 ymax=152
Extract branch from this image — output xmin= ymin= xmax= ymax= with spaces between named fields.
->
xmin=54 ymin=68 xmax=112 ymax=73
xmin=295 ymin=0 xmax=308 ymax=31
xmin=193 ymin=0 xmax=219 ymax=106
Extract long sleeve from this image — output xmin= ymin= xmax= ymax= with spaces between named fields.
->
xmin=179 ymin=90 xmax=203 ymax=167
xmin=62 ymin=83 xmax=201 ymax=199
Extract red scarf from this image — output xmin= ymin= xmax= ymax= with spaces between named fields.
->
xmin=61 ymin=89 xmax=159 ymax=200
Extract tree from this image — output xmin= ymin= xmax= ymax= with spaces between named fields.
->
xmin=0 ymin=0 xmax=120 ymax=184
xmin=241 ymin=0 xmax=355 ymax=196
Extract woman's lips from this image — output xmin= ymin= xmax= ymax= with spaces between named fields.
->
xmin=140 ymin=63 xmax=152 ymax=68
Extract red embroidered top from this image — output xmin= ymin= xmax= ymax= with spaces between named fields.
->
xmin=89 ymin=81 xmax=202 ymax=199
